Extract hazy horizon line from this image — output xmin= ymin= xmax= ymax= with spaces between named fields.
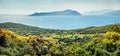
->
xmin=0 ymin=9 xmax=119 ymax=15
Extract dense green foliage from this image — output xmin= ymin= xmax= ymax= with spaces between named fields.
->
xmin=0 ymin=22 xmax=120 ymax=56
xmin=0 ymin=22 xmax=65 ymax=36
xmin=72 ymin=24 xmax=119 ymax=34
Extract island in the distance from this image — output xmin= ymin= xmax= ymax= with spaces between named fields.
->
xmin=105 ymin=10 xmax=120 ymax=16
xmin=30 ymin=9 xmax=81 ymax=16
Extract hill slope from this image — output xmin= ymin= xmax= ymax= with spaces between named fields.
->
xmin=0 ymin=22 xmax=65 ymax=36
xmin=0 ymin=22 xmax=120 ymax=36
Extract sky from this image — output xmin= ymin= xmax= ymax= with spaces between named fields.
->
xmin=0 ymin=0 xmax=120 ymax=14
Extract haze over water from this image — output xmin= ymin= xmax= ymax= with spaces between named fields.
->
xmin=0 ymin=15 xmax=120 ymax=30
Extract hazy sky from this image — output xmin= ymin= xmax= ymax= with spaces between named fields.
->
xmin=0 ymin=0 xmax=120 ymax=14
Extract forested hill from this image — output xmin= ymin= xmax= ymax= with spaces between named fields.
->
xmin=72 ymin=24 xmax=119 ymax=34
xmin=0 ymin=22 xmax=65 ymax=36
xmin=0 ymin=22 xmax=120 ymax=36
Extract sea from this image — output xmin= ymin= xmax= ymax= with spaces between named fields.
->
xmin=0 ymin=15 xmax=120 ymax=30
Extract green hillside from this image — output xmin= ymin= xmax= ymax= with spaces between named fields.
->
xmin=72 ymin=24 xmax=120 ymax=34
xmin=0 ymin=22 xmax=66 ymax=36
xmin=0 ymin=22 xmax=119 ymax=37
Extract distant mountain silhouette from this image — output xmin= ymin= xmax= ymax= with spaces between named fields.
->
xmin=105 ymin=10 xmax=120 ymax=16
xmin=84 ymin=9 xmax=113 ymax=15
xmin=30 ymin=9 xmax=81 ymax=16
xmin=84 ymin=9 xmax=120 ymax=16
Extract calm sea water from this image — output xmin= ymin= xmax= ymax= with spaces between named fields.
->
xmin=0 ymin=15 xmax=120 ymax=30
